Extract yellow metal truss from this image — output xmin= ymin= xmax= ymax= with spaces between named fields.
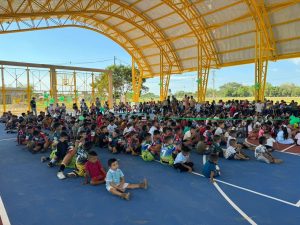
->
xmin=255 ymin=30 xmax=268 ymax=102
xmin=0 ymin=0 xmax=181 ymax=77
xmin=160 ymin=52 xmax=172 ymax=101
xmin=131 ymin=57 xmax=143 ymax=103
xmin=163 ymin=0 xmax=215 ymax=102
xmin=245 ymin=0 xmax=274 ymax=101
xmin=163 ymin=0 xmax=219 ymax=65
xmin=0 ymin=15 xmax=152 ymax=78
xmin=197 ymin=43 xmax=211 ymax=103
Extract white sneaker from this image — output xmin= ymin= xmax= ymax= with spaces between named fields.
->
xmin=57 ymin=171 xmax=66 ymax=180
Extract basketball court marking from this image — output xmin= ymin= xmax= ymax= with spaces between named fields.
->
xmin=213 ymin=182 xmax=258 ymax=225
xmin=245 ymin=139 xmax=300 ymax=156
xmin=282 ymin=144 xmax=296 ymax=152
xmin=0 ymin=196 xmax=11 ymax=225
xmin=191 ymin=171 xmax=300 ymax=208
xmin=154 ymin=159 xmax=299 ymax=208
xmin=0 ymin=138 xmax=15 ymax=142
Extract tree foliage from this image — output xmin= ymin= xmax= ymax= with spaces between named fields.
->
xmin=93 ymin=64 xmax=148 ymax=99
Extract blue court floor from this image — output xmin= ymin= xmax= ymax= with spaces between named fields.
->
xmin=0 ymin=125 xmax=299 ymax=225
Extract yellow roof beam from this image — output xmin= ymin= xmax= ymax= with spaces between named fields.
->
xmin=0 ymin=16 xmax=153 ymax=78
xmin=200 ymin=0 xmax=244 ymax=17
xmin=245 ymin=0 xmax=276 ymax=57
xmin=0 ymin=3 xmax=183 ymax=73
xmin=163 ymin=0 xmax=220 ymax=65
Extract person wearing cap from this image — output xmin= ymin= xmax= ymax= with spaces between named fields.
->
xmin=30 ymin=97 xmax=37 ymax=116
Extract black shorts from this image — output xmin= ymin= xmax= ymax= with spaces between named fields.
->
xmin=227 ymin=153 xmax=236 ymax=160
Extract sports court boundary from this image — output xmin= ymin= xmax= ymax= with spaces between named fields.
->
xmin=0 ymin=197 xmax=11 ymax=225
xmin=245 ymin=139 xmax=300 ymax=156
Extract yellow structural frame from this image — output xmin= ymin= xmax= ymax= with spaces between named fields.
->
xmin=245 ymin=0 xmax=274 ymax=101
xmin=131 ymin=57 xmax=143 ymax=103
xmin=0 ymin=0 xmax=299 ymax=103
xmin=163 ymin=0 xmax=216 ymax=102
xmin=0 ymin=60 xmax=113 ymax=112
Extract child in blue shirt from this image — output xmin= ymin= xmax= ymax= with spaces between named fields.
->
xmin=106 ymin=158 xmax=148 ymax=200
xmin=203 ymin=153 xmax=221 ymax=183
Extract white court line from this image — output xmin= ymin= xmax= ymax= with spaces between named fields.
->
xmin=155 ymin=159 xmax=300 ymax=207
xmin=281 ymin=144 xmax=296 ymax=152
xmin=213 ymin=182 xmax=257 ymax=225
xmin=0 ymin=196 xmax=11 ymax=225
xmin=0 ymin=138 xmax=15 ymax=142
xmin=245 ymin=139 xmax=300 ymax=157
xmin=192 ymin=171 xmax=300 ymax=208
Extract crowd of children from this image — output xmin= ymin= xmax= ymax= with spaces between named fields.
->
xmin=2 ymin=97 xmax=298 ymax=199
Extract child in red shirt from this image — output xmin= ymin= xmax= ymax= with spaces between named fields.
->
xmin=84 ymin=151 xmax=106 ymax=185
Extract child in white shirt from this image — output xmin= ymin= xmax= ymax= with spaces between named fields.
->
xmin=265 ymin=132 xmax=277 ymax=152
xmin=225 ymin=139 xmax=250 ymax=160
xmin=295 ymin=131 xmax=300 ymax=146
xmin=255 ymin=136 xmax=282 ymax=164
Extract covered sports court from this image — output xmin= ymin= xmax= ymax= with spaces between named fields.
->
xmin=0 ymin=125 xmax=300 ymax=225
xmin=1 ymin=1 xmax=300 ymax=225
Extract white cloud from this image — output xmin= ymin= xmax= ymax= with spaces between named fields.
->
xmin=290 ymin=58 xmax=300 ymax=65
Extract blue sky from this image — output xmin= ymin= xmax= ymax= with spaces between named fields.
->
xmin=0 ymin=27 xmax=299 ymax=94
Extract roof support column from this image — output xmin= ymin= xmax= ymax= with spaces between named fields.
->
xmin=91 ymin=72 xmax=95 ymax=103
xmin=107 ymin=71 xmax=113 ymax=109
xmin=50 ymin=68 xmax=58 ymax=104
xmin=26 ymin=68 xmax=31 ymax=111
xmin=73 ymin=71 xmax=77 ymax=105
xmin=1 ymin=66 xmax=6 ymax=112
xmin=160 ymin=52 xmax=171 ymax=101
xmin=131 ymin=57 xmax=142 ymax=103
xmin=255 ymin=29 xmax=268 ymax=102
xmin=197 ymin=43 xmax=211 ymax=103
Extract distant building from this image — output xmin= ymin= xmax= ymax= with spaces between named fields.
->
xmin=0 ymin=87 xmax=28 ymax=104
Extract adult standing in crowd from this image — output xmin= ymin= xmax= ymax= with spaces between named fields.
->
xmin=30 ymin=97 xmax=37 ymax=116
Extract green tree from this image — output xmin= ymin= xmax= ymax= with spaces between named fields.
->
xmin=219 ymin=82 xmax=243 ymax=97
xmin=93 ymin=64 xmax=148 ymax=99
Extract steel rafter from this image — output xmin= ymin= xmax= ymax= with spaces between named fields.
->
xmin=0 ymin=0 xmax=182 ymax=76
xmin=245 ymin=0 xmax=276 ymax=57
xmin=0 ymin=16 xmax=153 ymax=78
xmin=163 ymin=0 xmax=219 ymax=65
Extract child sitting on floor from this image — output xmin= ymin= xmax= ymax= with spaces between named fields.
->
xmin=173 ymin=144 xmax=194 ymax=173
xmin=105 ymin=158 xmax=148 ymax=200
xmin=46 ymin=131 xmax=70 ymax=166
xmin=67 ymin=141 xmax=93 ymax=178
xmin=84 ymin=151 xmax=106 ymax=185
xmin=203 ymin=153 xmax=221 ymax=183
xmin=265 ymin=131 xmax=277 ymax=152
xmin=149 ymin=130 xmax=162 ymax=157
xmin=208 ymin=135 xmax=224 ymax=157
xmin=160 ymin=135 xmax=176 ymax=165
xmin=225 ymin=139 xmax=250 ymax=160
xmin=255 ymin=136 xmax=282 ymax=164
xmin=141 ymin=133 xmax=154 ymax=161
